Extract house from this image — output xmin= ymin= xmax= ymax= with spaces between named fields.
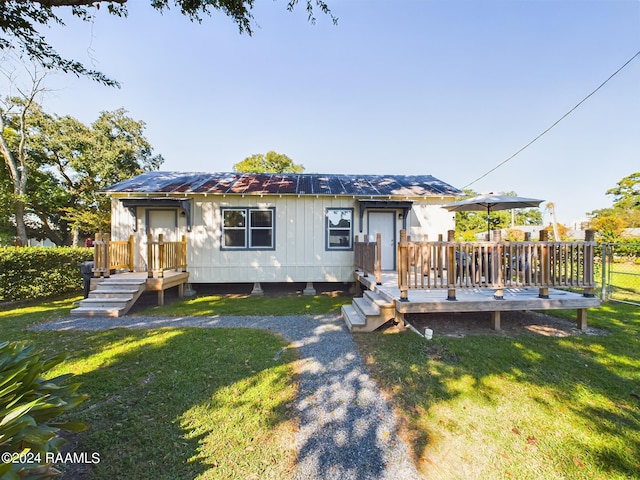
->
xmin=102 ymin=171 xmax=461 ymax=291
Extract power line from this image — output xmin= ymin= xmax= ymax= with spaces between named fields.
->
xmin=462 ymin=49 xmax=640 ymax=190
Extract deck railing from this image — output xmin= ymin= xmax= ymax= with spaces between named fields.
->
xmin=146 ymin=234 xmax=187 ymax=278
xmin=354 ymin=233 xmax=382 ymax=284
xmin=92 ymin=233 xmax=187 ymax=278
xmin=93 ymin=234 xmax=135 ymax=277
xmin=397 ymin=229 xmax=597 ymax=301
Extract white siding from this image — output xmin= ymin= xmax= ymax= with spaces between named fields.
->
xmin=110 ymin=193 xmax=457 ymax=283
xmin=408 ymin=202 xmax=457 ymax=241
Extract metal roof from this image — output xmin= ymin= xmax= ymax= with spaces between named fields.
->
xmin=103 ymin=172 xmax=461 ymax=197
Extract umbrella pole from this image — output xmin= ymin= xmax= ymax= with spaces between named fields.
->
xmin=486 ymin=206 xmax=491 ymax=240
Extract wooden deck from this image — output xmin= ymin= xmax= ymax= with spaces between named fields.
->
xmin=354 ymin=270 xmax=600 ymax=331
xmin=90 ymin=270 xmax=190 ymax=306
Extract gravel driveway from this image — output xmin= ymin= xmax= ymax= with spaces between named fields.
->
xmin=34 ymin=314 xmax=420 ymax=480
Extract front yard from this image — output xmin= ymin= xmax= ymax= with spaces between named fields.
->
xmin=1 ymin=290 xmax=638 ymax=479
xmin=0 ymin=293 xmax=350 ymax=479
xmin=354 ymin=303 xmax=640 ymax=479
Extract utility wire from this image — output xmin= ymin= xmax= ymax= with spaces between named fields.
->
xmin=462 ymin=49 xmax=640 ymax=190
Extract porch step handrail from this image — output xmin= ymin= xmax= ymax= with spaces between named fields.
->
xmin=354 ymin=233 xmax=382 ymax=285
xmin=92 ymin=233 xmax=187 ymax=279
xmin=398 ymin=229 xmax=597 ymax=301
xmin=93 ymin=234 xmax=135 ymax=278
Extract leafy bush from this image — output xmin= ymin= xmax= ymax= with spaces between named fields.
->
xmin=609 ymin=240 xmax=640 ymax=260
xmin=598 ymin=240 xmax=640 ymax=263
xmin=0 ymin=341 xmax=87 ymax=479
xmin=0 ymin=247 xmax=93 ymax=302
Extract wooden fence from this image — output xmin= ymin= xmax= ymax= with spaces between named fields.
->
xmin=397 ymin=229 xmax=597 ymax=301
xmin=354 ymin=233 xmax=382 ymax=284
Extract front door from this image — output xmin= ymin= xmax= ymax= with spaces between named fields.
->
xmin=148 ymin=209 xmax=178 ymax=240
xmin=368 ymin=211 xmax=396 ymax=270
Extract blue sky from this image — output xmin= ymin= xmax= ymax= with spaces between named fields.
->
xmin=28 ymin=1 xmax=640 ymax=225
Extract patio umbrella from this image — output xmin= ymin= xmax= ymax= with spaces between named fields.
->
xmin=443 ymin=193 xmax=544 ymax=237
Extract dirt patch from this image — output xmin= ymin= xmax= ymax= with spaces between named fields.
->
xmin=395 ymin=310 xmax=609 ymax=338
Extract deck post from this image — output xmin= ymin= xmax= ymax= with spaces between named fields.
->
xmin=583 ymin=229 xmax=596 ymax=297
xmin=158 ymin=289 xmax=165 ymax=306
xmin=158 ymin=234 xmax=165 ymax=278
xmin=375 ymin=233 xmax=382 ymax=285
xmin=436 ymin=233 xmax=443 ymax=281
xmin=354 ymin=273 xmax=362 ymax=297
xmin=492 ymin=230 xmax=504 ymax=300
xmin=103 ymin=234 xmax=111 ymax=278
xmin=538 ymin=229 xmax=549 ymax=299
xmin=128 ymin=235 xmax=135 ymax=272
xmin=181 ymin=234 xmax=187 ymax=272
xmin=446 ymin=230 xmax=456 ymax=301
xmin=576 ymin=308 xmax=588 ymax=330
xmin=491 ymin=311 xmax=501 ymax=330
xmin=398 ymin=230 xmax=409 ymax=301
xmin=93 ymin=233 xmax=102 ymax=277
xmin=147 ymin=234 xmax=154 ymax=279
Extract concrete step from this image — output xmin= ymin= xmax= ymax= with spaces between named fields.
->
xmin=70 ymin=307 xmax=125 ymax=318
xmin=76 ymin=297 xmax=132 ymax=309
xmin=341 ymin=305 xmax=366 ymax=332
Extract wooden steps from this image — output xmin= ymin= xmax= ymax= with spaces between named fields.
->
xmin=341 ymin=290 xmax=395 ymax=332
xmin=71 ymin=278 xmax=147 ymax=317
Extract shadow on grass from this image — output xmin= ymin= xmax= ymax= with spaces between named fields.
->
xmin=132 ymin=290 xmax=349 ymax=317
xmin=6 ymin=295 xmax=413 ymax=479
xmin=45 ymin=316 xmax=412 ymax=479
xmin=25 ymin=326 xmax=298 ymax=480
xmin=354 ymin=304 xmax=640 ymax=479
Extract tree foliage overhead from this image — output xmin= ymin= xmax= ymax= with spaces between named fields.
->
xmin=233 ymin=151 xmax=304 ymax=174
xmin=0 ymin=0 xmax=336 ymax=86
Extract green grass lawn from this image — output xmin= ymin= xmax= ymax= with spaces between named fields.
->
xmin=353 ymin=303 xmax=640 ymax=479
xmin=136 ymin=290 xmax=349 ymax=317
xmin=0 ymin=293 xmax=351 ymax=479
xmin=605 ymin=262 xmax=640 ymax=302
xmin=3 ymin=289 xmax=639 ymax=479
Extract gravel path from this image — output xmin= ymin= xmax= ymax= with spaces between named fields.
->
xmin=34 ymin=314 xmax=420 ymax=480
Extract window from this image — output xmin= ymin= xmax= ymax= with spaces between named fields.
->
xmin=326 ymin=208 xmax=353 ymax=250
xmin=222 ymin=207 xmax=274 ymax=249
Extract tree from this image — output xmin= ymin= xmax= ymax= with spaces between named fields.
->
xmin=233 ymin=151 xmax=304 ymax=174
xmin=606 ymin=171 xmax=640 ymax=211
xmin=590 ymin=172 xmax=640 ymax=230
xmin=0 ymin=103 xmax=163 ymax=245
xmin=590 ymin=215 xmax=625 ymax=242
xmin=0 ymin=63 xmax=47 ymax=245
xmin=0 ymin=0 xmax=336 ymax=86
xmin=36 ymin=108 xmax=163 ymax=245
